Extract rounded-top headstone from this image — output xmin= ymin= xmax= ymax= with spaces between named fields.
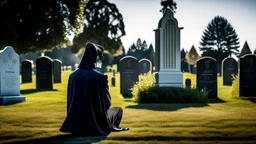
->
xmin=21 ymin=59 xmax=32 ymax=83
xmin=239 ymin=54 xmax=256 ymax=97
xmin=36 ymin=56 xmax=53 ymax=89
xmin=138 ymin=58 xmax=152 ymax=75
xmin=119 ymin=56 xmax=138 ymax=98
xmin=222 ymin=57 xmax=238 ymax=86
xmin=53 ymin=59 xmax=62 ymax=83
xmin=196 ymin=57 xmax=217 ymax=98
xmin=0 ymin=46 xmax=20 ymax=96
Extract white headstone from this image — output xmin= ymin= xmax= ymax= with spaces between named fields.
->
xmin=0 ymin=46 xmax=26 ymax=105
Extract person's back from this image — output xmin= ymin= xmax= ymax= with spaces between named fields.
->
xmin=60 ymin=68 xmax=111 ymax=136
xmin=60 ymin=43 xmax=128 ymax=136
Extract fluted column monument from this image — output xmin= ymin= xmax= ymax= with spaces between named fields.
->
xmin=154 ymin=9 xmax=183 ymax=87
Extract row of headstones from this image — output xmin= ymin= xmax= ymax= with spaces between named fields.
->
xmin=21 ymin=57 xmax=62 ymax=89
xmin=119 ymin=56 xmax=152 ymax=97
xmin=181 ymin=61 xmax=197 ymax=74
xmin=196 ymin=54 xmax=256 ymax=98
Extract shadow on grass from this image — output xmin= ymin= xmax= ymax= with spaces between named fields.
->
xmin=20 ymin=88 xmax=58 ymax=95
xmin=240 ymin=97 xmax=256 ymax=104
xmin=207 ymin=98 xmax=226 ymax=103
xmin=8 ymin=134 xmax=106 ymax=144
xmin=126 ymin=103 xmax=209 ymax=111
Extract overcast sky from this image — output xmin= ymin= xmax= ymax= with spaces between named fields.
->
xmin=108 ymin=0 xmax=256 ymax=54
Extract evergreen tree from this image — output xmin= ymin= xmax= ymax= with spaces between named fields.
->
xmin=136 ymin=38 xmax=142 ymax=50
xmin=127 ymin=43 xmax=136 ymax=53
xmin=254 ymin=49 xmax=256 ymax=54
xmin=147 ymin=44 xmax=155 ymax=66
xmin=199 ymin=16 xmax=240 ymax=63
xmin=142 ymin=40 xmax=148 ymax=51
xmin=239 ymin=41 xmax=252 ymax=57
xmin=186 ymin=45 xmax=200 ymax=65
xmin=180 ymin=48 xmax=186 ymax=61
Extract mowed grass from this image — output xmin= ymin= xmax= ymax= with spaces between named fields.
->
xmin=0 ymin=71 xmax=256 ymax=144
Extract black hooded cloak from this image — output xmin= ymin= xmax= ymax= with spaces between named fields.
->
xmin=60 ymin=43 xmax=111 ymax=136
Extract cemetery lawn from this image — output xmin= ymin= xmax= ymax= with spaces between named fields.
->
xmin=0 ymin=72 xmax=256 ymax=144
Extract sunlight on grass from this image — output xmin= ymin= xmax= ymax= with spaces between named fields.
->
xmin=0 ymin=71 xmax=256 ymax=144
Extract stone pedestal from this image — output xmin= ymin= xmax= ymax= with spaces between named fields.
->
xmin=0 ymin=96 xmax=26 ymax=105
xmin=154 ymin=9 xmax=183 ymax=87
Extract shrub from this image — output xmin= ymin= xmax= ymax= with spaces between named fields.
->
xmin=131 ymin=73 xmax=208 ymax=103
xmin=231 ymin=73 xmax=239 ymax=98
xmin=131 ymin=72 xmax=156 ymax=102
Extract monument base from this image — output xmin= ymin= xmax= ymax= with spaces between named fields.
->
xmin=0 ymin=96 xmax=26 ymax=105
xmin=155 ymin=69 xmax=184 ymax=87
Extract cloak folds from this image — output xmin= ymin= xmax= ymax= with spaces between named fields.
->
xmin=60 ymin=43 xmax=111 ymax=136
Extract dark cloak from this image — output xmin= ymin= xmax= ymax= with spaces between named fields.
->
xmin=60 ymin=43 xmax=111 ymax=136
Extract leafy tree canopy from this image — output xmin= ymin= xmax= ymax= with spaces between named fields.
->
xmin=199 ymin=16 xmax=240 ymax=63
xmin=239 ymin=41 xmax=252 ymax=57
xmin=0 ymin=0 xmax=86 ymax=54
xmin=72 ymin=0 xmax=125 ymax=54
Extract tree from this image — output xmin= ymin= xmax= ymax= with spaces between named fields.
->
xmin=127 ymin=38 xmax=149 ymax=60
xmin=199 ymin=16 xmax=240 ymax=63
xmin=254 ymin=49 xmax=256 ymax=54
xmin=186 ymin=45 xmax=200 ymax=65
xmin=141 ymin=40 xmax=148 ymax=51
xmin=239 ymin=41 xmax=252 ymax=57
xmin=160 ymin=0 xmax=177 ymax=13
xmin=72 ymin=0 xmax=125 ymax=54
xmin=180 ymin=48 xmax=186 ymax=61
xmin=147 ymin=44 xmax=155 ymax=66
xmin=0 ymin=0 xmax=86 ymax=54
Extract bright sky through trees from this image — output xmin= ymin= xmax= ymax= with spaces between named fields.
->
xmin=108 ymin=0 xmax=256 ymax=55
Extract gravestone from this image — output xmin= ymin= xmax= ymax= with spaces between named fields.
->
xmin=138 ymin=58 xmax=152 ymax=75
xmin=0 ymin=46 xmax=26 ymax=105
xmin=196 ymin=57 xmax=217 ymax=98
xmin=153 ymin=9 xmax=183 ymax=87
xmin=185 ymin=78 xmax=191 ymax=88
xmin=113 ymin=70 xmax=116 ymax=77
xmin=36 ymin=56 xmax=53 ymax=89
xmin=21 ymin=60 xmax=32 ymax=83
xmin=222 ymin=57 xmax=238 ymax=86
xmin=120 ymin=56 xmax=138 ymax=98
xmin=239 ymin=54 xmax=256 ymax=97
xmin=111 ymin=77 xmax=115 ymax=87
xmin=53 ymin=59 xmax=62 ymax=83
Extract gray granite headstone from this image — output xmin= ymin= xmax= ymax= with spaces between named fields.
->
xmin=36 ymin=56 xmax=53 ymax=89
xmin=222 ymin=57 xmax=238 ymax=86
xmin=138 ymin=58 xmax=152 ymax=75
xmin=239 ymin=54 xmax=256 ymax=97
xmin=111 ymin=77 xmax=115 ymax=87
xmin=53 ymin=59 xmax=62 ymax=83
xmin=21 ymin=60 xmax=32 ymax=83
xmin=196 ymin=57 xmax=217 ymax=98
xmin=185 ymin=78 xmax=191 ymax=88
xmin=0 ymin=46 xmax=26 ymax=105
xmin=120 ymin=56 xmax=138 ymax=98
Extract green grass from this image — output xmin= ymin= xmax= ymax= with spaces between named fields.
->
xmin=0 ymin=72 xmax=256 ymax=144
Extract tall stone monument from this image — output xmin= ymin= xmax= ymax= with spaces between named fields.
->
xmin=154 ymin=9 xmax=183 ymax=87
xmin=0 ymin=46 xmax=26 ymax=105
